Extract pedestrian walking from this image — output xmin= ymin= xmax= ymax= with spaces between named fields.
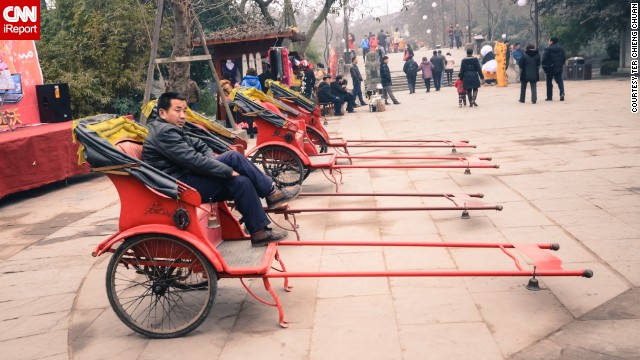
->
xmin=512 ymin=43 xmax=523 ymax=81
xmin=430 ymin=50 xmax=444 ymax=91
xmin=403 ymin=55 xmax=419 ymax=94
xmin=380 ymin=56 xmax=400 ymax=104
xmin=518 ymin=43 xmax=541 ymax=104
xmin=361 ymin=34 xmax=370 ymax=62
xmin=459 ymin=47 xmax=483 ymax=107
xmin=445 ymin=52 xmax=456 ymax=86
xmin=454 ymin=73 xmax=467 ymax=107
xmin=542 ymin=36 xmax=567 ymax=101
xmin=418 ymin=56 xmax=435 ymax=92
xmin=454 ymin=24 xmax=463 ymax=49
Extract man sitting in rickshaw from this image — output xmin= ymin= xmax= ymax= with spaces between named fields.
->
xmin=142 ymin=92 xmax=301 ymax=246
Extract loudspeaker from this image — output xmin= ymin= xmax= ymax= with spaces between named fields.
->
xmin=36 ymin=83 xmax=72 ymax=123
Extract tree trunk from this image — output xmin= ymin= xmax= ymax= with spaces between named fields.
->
xmin=167 ymin=0 xmax=191 ymax=96
xmin=253 ymin=0 xmax=275 ymax=26
xmin=294 ymin=0 xmax=336 ymax=54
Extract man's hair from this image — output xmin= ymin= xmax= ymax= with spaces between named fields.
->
xmin=466 ymin=48 xmax=473 ymax=55
xmin=246 ymin=68 xmax=257 ymax=76
xmin=382 ymin=55 xmax=389 ymax=61
xmin=351 ymin=57 xmax=358 ymax=63
xmin=549 ymin=37 xmax=559 ymax=44
xmin=515 ymin=42 xmax=521 ymax=46
xmin=335 ymin=75 xmax=343 ymax=80
xmin=158 ymin=92 xmax=186 ymax=111
xmin=437 ymin=50 xmax=442 ymax=54
xmin=525 ymin=43 xmax=535 ymax=51
xmin=433 ymin=51 xmax=437 ymax=55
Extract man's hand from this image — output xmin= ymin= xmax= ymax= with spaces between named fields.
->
xmin=231 ymin=171 xmax=240 ymax=177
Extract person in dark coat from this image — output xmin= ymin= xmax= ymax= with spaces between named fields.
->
xmin=331 ymin=75 xmax=355 ymax=112
xmin=402 ymin=55 xmax=419 ymax=94
xmin=350 ymin=57 xmax=367 ymax=105
xmin=518 ymin=43 xmax=541 ymax=104
xmin=302 ymin=64 xmax=316 ymax=101
xmin=317 ymin=75 xmax=345 ymax=116
xmin=459 ymin=47 xmax=483 ymax=107
xmin=541 ymin=36 xmax=567 ymax=101
xmin=380 ymin=55 xmax=400 ymax=105
xmin=430 ymin=50 xmax=445 ymax=91
xmin=142 ymin=92 xmax=301 ymax=246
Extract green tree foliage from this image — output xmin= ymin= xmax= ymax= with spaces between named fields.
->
xmin=541 ymin=16 xmax=592 ymax=56
xmin=38 ymin=0 xmax=164 ymax=118
xmin=538 ymin=0 xmax=629 ymax=36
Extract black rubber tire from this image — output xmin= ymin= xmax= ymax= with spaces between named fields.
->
xmin=106 ymin=234 xmax=217 ymax=339
xmin=250 ymin=145 xmax=305 ymax=187
xmin=306 ymin=127 xmax=328 ymax=154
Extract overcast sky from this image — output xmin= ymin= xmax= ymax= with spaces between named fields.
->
xmin=348 ymin=0 xmax=407 ymax=20
xmin=367 ymin=1 xmax=406 ymax=17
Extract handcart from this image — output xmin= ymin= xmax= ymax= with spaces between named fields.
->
xmin=266 ymin=80 xmax=476 ymax=155
xmin=72 ymin=115 xmax=593 ymax=339
xmin=231 ymin=91 xmax=499 ymax=190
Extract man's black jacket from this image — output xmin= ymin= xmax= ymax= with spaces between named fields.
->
xmin=142 ymin=117 xmax=233 ymax=180
xmin=317 ymin=82 xmax=339 ymax=103
xmin=330 ymin=80 xmax=349 ymax=96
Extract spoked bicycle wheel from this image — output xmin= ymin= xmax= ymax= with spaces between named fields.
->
xmin=306 ymin=128 xmax=328 ymax=154
xmin=106 ymin=234 xmax=217 ymax=339
xmin=251 ymin=145 xmax=305 ymax=187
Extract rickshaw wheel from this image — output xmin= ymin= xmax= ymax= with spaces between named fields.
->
xmin=306 ymin=128 xmax=328 ymax=154
xmin=250 ymin=145 xmax=305 ymax=187
xmin=106 ymin=234 xmax=217 ymax=339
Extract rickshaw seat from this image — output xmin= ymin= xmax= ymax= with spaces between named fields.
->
xmin=115 ymin=139 xmax=143 ymax=160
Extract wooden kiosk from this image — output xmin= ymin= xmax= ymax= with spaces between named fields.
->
xmin=192 ymin=24 xmax=305 ymax=123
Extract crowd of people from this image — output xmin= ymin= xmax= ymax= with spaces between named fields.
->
xmin=213 ymin=28 xmax=567 ymax=120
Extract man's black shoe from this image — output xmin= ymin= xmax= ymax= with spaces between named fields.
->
xmin=545 ymin=98 xmax=552 ymax=101
xmin=347 ymin=110 xmax=355 ymax=113
xmin=266 ymin=184 xmax=301 ymax=209
xmin=560 ymin=95 xmax=564 ymax=101
xmin=251 ymin=228 xmax=288 ymax=247
xmin=393 ymin=101 xmax=400 ymax=105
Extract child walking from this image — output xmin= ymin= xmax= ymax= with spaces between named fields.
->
xmin=454 ymin=73 xmax=466 ymax=107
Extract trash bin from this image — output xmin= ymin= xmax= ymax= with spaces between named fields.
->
xmin=563 ymin=57 xmax=591 ymax=80
xmin=473 ymin=35 xmax=484 ymax=55
xmin=566 ymin=57 xmax=585 ymax=65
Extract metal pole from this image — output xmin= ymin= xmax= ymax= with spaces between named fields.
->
xmin=343 ymin=1 xmax=350 ymax=64
xmin=534 ymin=0 xmax=539 ymax=50
xmin=192 ymin=12 xmax=236 ymax=128
xmin=141 ymin=0 xmax=164 ymax=125
xmin=467 ymin=0 xmax=471 ymax=44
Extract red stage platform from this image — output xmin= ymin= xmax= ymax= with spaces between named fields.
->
xmin=0 ymin=122 xmax=89 ymax=199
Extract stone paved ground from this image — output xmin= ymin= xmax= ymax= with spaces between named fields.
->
xmin=0 ymin=49 xmax=638 ymax=359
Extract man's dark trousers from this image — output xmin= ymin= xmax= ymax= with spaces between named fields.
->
xmin=339 ymin=93 xmax=355 ymax=111
xmin=406 ymin=74 xmax=417 ymax=93
xmin=433 ymin=70 xmax=442 ymax=90
xmin=545 ymin=71 xmax=565 ymax=99
xmin=180 ymin=151 xmax=272 ymax=234
xmin=352 ymin=80 xmax=366 ymax=105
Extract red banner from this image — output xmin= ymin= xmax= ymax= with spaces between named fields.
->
xmin=0 ymin=40 xmax=43 ymax=129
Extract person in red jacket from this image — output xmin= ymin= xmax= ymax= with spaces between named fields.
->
xmin=454 ymin=73 xmax=466 ymax=107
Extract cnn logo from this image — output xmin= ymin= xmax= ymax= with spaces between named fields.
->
xmin=3 ymin=6 xmax=37 ymax=23
xmin=0 ymin=1 xmax=40 ymax=40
